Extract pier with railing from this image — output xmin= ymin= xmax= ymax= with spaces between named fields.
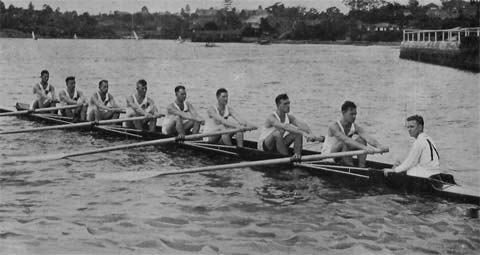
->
xmin=400 ymin=27 xmax=479 ymax=72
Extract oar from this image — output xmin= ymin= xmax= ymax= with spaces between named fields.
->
xmin=0 ymin=114 xmax=165 ymax=134
xmin=6 ymin=127 xmax=256 ymax=163
xmin=96 ymin=149 xmax=385 ymax=182
xmin=0 ymin=105 xmax=81 ymax=117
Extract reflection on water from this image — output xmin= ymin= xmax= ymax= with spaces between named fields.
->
xmin=0 ymin=39 xmax=479 ymax=254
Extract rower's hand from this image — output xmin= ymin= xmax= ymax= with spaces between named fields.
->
xmin=393 ymin=159 xmax=402 ymax=167
xmin=145 ymin=113 xmax=154 ymax=119
xmin=365 ymin=147 xmax=377 ymax=154
xmin=378 ymin=145 xmax=389 ymax=153
xmin=196 ymin=118 xmax=205 ymax=125
xmin=383 ymin=168 xmax=395 ymax=177
xmin=291 ymin=153 xmax=302 ymax=162
xmin=314 ymin=135 xmax=325 ymax=143
xmin=176 ymin=134 xmax=185 ymax=141
xmin=305 ymin=133 xmax=317 ymax=142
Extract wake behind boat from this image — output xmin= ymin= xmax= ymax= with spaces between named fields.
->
xmin=1 ymin=102 xmax=478 ymax=205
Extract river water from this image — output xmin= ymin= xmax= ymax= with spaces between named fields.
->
xmin=0 ymin=38 xmax=479 ymax=254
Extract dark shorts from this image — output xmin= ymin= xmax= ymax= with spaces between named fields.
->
xmin=262 ymin=141 xmax=277 ymax=153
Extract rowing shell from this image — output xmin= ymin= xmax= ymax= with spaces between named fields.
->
xmin=1 ymin=102 xmax=479 ymax=205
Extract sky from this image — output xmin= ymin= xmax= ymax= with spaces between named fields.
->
xmin=3 ymin=0 xmax=441 ymax=14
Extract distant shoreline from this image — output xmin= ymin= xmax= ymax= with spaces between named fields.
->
xmin=0 ymin=33 xmax=401 ymax=47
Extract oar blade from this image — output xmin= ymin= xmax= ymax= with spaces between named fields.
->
xmin=5 ymin=152 xmax=67 ymax=163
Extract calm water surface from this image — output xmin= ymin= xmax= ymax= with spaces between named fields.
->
xmin=0 ymin=39 xmax=479 ymax=254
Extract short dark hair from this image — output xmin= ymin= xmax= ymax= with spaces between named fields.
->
xmin=406 ymin=115 xmax=424 ymax=126
xmin=175 ymin=85 xmax=186 ymax=93
xmin=137 ymin=79 xmax=147 ymax=86
xmin=216 ymin=88 xmax=228 ymax=97
xmin=40 ymin=70 xmax=49 ymax=76
xmin=341 ymin=101 xmax=357 ymax=112
xmin=275 ymin=93 xmax=289 ymax=105
xmin=65 ymin=76 xmax=75 ymax=83
xmin=98 ymin=79 xmax=108 ymax=87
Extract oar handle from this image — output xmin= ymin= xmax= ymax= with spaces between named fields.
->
xmin=97 ymin=149 xmax=382 ymax=181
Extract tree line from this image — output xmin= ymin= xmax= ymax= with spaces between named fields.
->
xmin=0 ymin=0 xmax=478 ymax=41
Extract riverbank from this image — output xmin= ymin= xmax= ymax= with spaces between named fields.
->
xmin=0 ymin=32 xmax=401 ymax=47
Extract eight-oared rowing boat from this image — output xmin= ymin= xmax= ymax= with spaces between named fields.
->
xmin=1 ymin=102 xmax=479 ymax=205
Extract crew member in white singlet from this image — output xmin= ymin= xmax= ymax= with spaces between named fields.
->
xmin=322 ymin=101 xmax=388 ymax=167
xmin=31 ymin=70 xmax=58 ymax=109
xmin=162 ymin=85 xmax=204 ymax=139
xmin=58 ymin=76 xmax=87 ymax=121
xmin=125 ymin=79 xmax=158 ymax=132
xmin=258 ymin=93 xmax=323 ymax=160
xmin=384 ymin=115 xmax=440 ymax=178
xmin=87 ymin=79 xmax=123 ymax=121
xmin=203 ymin=88 xmax=256 ymax=147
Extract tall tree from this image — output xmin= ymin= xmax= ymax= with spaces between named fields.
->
xmin=343 ymin=0 xmax=387 ymax=11
xmin=0 ymin=1 xmax=6 ymax=13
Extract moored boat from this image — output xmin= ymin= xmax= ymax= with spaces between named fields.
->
xmin=1 ymin=102 xmax=479 ymax=205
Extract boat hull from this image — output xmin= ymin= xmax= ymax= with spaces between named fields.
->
xmin=1 ymin=103 xmax=479 ymax=205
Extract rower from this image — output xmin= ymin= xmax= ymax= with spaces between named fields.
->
xmin=125 ymin=79 xmax=158 ymax=132
xmin=58 ymin=76 xmax=87 ymax=121
xmin=31 ymin=70 xmax=58 ymax=109
xmin=203 ymin=88 xmax=256 ymax=147
xmin=162 ymin=85 xmax=204 ymax=139
xmin=322 ymin=101 xmax=388 ymax=167
xmin=87 ymin=80 xmax=123 ymax=121
xmin=258 ymin=93 xmax=322 ymax=160
xmin=384 ymin=115 xmax=440 ymax=177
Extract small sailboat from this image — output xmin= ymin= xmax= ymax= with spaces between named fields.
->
xmin=32 ymin=31 xmax=37 ymax=40
xmin=132 ymin=30 xmax=139 ymax=40
xmin=73 ymin=34 xmax=78 ymax=40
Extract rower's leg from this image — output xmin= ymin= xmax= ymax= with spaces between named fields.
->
xmin=206 ymin=135 xmax=221 ymax=144
xmin=221 ymin=134 xmax=233 ymax=146
xmin=331 ymin=141 xmax=354 ymax=166
xmin=192 ymin=120 xmax=201 ymax=134
xmin=80 ymin=105 xmax=87 ymax=121
xmin=147 ymin=118 xmax=157 ymax=132
xmin=264 ymin=130 xmax=289 ymax=156
xmin=86 ymin=107 xmax=95 ymax=121
xmin=132 ymin=120 xmax=144 ymax=130
xmin=355 ymin=136 xmax=367 ymax=167
xmin=111 ymin=112 xmax=120 ymax=120
xmin=234 ymin=132 xmax=243 ymax=147
xmin=174 ymin=116 xmax=186 ymax=135
xmin=284 ymin=133 xmax=303 ymax=156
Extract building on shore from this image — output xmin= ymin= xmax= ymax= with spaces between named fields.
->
xmin=400 ymin=27 xmax=479 ymax=72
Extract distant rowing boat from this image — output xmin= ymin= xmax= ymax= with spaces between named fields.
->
xmin=1 ymin=102 xmax=479 ymax=205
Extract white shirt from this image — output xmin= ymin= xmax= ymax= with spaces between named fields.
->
xmin=395 ymin=132 xmax=440 ymax=173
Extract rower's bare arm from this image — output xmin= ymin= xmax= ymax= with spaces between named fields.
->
xmin=290 ymin=115 xmax=312 ymax=133
xmin=230 ymin=109 xmax=256 ymax=128
xmin=166 ymin=104 xmax=192 ymax=119
xmin=50 ymin=86 xmax=58 ymax=102
xmin=187 ymin=102 xmax=204 ymax=122
xmin=269 ymin=115 xmax=304 ymax=135
xmin=59 ymin=91 xmax=77 ymax=105
xmin=126 ymin=96 xmax=147 ymax=116
xmin=33 ymin=84 xmax=49 ymax=102
xmin=356 ymin=125 xmax=388 ymax=151
xmin=77 ymin=91 xmax=87 ymax=105
xmin=330 ymin=124 xmax=368 ymax=150
xmin=148 ymin=99 xmax=158 ymax=115
xmin=92 ymin=94 xmax=110 ymax=111
xmin=207 ymin=107 xmax=234 ymax=127
xmin=109 ymin=96 xmax=123 ymax=112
